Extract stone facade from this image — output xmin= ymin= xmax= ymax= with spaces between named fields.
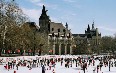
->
xmin=39 ymin=5 xmax=73 ymax=55
xmin=28 ymin=5 xmax=101 ymax=55
xmin=72 ymin=22 xmax=101 ymax=54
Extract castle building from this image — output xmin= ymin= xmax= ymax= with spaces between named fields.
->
xmin=39 ymin=5 xmax=73 ymax=55
xmin=27 ymin=5 xmax=101 ymax=55
xmin=72 ymin=22 xmax=101 ymax=54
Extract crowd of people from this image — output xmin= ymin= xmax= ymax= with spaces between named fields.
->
xmin=0 ymin=55 xmax=116 ymax=73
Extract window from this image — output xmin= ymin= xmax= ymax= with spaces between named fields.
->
xmin=63 ymin=29 xmax=65 ymax=32
xmin=52 ymin=28 xmax=54 ymax=31
xmin=58 ymin=28 xmax=60 ymax=32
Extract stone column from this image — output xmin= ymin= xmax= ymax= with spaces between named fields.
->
xmin=65 ymin=44 xmax=67 ymax=55
xmin=59 ymin=44 xmax=61 ymax=55
xmin=70 ymin=45 xmax=72 ymax=55
xmin=53 ymin=44 xmax=55 ymax=55
xmin=52 ymin=36 xmax=56 ymax=55
xmin=24 ymin=50 xmax=25 ymax=56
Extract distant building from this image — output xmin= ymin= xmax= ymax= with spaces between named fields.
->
xmin=27 ymin=5 xmax=101 ymax=55
xmin=39 ymin=5 xmax=73 ymax=55
xmin=39 ymin=5 xmax=71 ymax=34
xmin=72 ymin=22 xmax=101 ymax=54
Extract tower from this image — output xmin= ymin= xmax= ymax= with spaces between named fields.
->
xmin=65 ymin=22 xmax=68 ymax=36
xmin=39 ymin=5 xmax=51 ymax=34
xmin=65 ymin=22 xmax=68 ymax=29
xmin=87 ymin=24 xmax=90 ymax=32
xmin=92 ymin=21 xmax=94 ymax=29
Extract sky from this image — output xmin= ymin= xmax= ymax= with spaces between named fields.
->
xmin=15 ymin=0 xmax=116 ymax=36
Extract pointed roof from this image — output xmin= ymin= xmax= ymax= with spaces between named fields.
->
xmin=42 ymin=5 xmax=46 ymax=14
xmin=87 ymin=24 xmax=90 ymax=31
xmin=39 ymin=5 xmax=50 ymax=21
xmin=92 ymin=21 xmax=94 ymax=29
xmin=65 ymin=22 xmax=68 ymax=29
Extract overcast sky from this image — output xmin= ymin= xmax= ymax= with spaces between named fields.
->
xmin=16 ymin=0 xmax=116 ymax=36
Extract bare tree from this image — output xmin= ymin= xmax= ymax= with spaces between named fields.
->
xmin=0 ymin=0 xmax=28 ymax=56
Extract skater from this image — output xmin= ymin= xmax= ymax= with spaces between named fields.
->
xmin=109 ymin=61 xmax=111 ymax=71
xmin=76 ymin=61 xmax=77 ymax=67
xmin=47 ymin=60 xmax=50 ymax=66
xmin=93 ymin=60 xmax=95 ymax=66
xmin=61 ymin=60 xmax=63 ymax=66
xmin=52 ymin=69 xmax=55 ymax=73
xmin=12 ymin=61 xmax=15 ymax=69
xmin=83 ymin=63 xmax=86 ymax=73
xmin=99 ymin=61 xmax=103 ymax=71
xmin=42 ymin=65 xmax=45 ymax=73
xmin=97 ymin=65 xmax=99 ymax=73
xmin=16 ymin=64 xmax=18 ymax=70
xmin=114 ymin=61 xmax=116 ymax=67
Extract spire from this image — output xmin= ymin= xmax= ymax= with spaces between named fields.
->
xmin=42 ymin=5 xmax=48 ymax=15
xmin=65 ymin=22 xmax=68 ymax=29
xmin=87 ymin=24 xmax=90 ymax=31
xmin=92 ymin=21 xmax=94 ymax=29
xmin=39 ymin=5 xmax=49 ymax=20
xmin=88 ymin=24 xmax=90 ymax=28
xmin=42 ymin=5 xmax=46 ymax=14
xmin=39 ymin=5 xmax=51 ymax=34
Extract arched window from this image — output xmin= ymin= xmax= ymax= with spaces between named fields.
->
xmin=58 ymin=28 xmax=60 ymax=32
xmin=52 ymin=28 xmax=54 ymax=31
